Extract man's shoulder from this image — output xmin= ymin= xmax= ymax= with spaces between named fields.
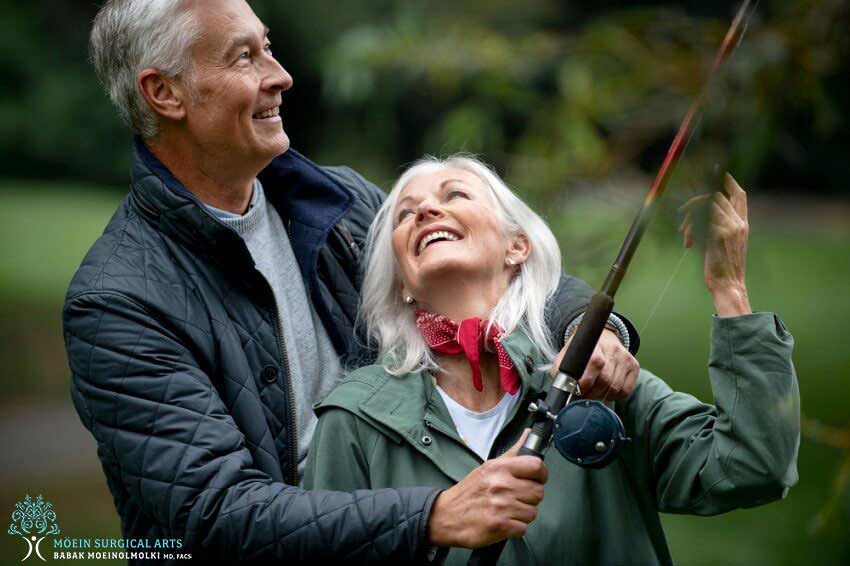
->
xmin=321 ymin=165 xmax=386 ymax=240
xmin=321 ymin=165 xmax=385 ymax=210
xmin=64 ymin=194 xmax=189 ymax=308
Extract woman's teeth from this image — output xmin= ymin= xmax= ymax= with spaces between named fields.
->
xmin=418 ymin=231 xmax=460 ymax=254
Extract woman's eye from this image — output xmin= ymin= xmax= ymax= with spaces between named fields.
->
xmin=397 ymin=209 xmax=413 ymax=223
xmin=238 ymin=50 xmax=251 ymax=61
xmin=447 ymin=190 xmax=468 ymax=200
xmin=263 ymin=43 xmax=273 ymax=54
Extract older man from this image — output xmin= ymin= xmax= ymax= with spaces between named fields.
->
xmin=64 ymin=0 xmax=641 ymax=563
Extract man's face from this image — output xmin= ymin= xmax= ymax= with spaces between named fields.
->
xmin=182 ymin=0 xmax=292 ymax=166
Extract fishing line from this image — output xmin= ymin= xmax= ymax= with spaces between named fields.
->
xmin=639 ymin=246 xmax=690 ymax=335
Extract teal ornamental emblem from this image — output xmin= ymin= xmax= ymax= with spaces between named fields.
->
xmin=7 ymin=495 xmax=60 ymax=561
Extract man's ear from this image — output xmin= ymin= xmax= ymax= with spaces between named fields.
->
xmin=138 ymin=68 xmax=188 ymax=122
xmin=506 ymin=232 xmax=531 ymax=266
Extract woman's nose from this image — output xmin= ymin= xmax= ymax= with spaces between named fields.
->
xmin=415 ymin=202 xmax=444 ymax=223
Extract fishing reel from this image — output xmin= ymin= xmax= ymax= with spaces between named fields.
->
xmin=528 ymin=379 xmax=629 ymax=469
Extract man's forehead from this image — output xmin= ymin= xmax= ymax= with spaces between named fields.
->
xmin=191 ymin=0 xmax=267 ymax=52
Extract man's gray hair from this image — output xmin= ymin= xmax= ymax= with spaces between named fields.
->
xmin=360 ymin=155 xmax=563 ymax=377
xmin=90 ymin=0 xmax=200 ymax=139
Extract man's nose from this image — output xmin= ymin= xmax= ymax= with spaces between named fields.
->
xmin=262 ymin=55 xmax=294 ymax=93
xmin=416 ymin=201 xmax=444 ymax=223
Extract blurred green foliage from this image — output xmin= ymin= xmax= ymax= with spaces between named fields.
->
xmin=316 ymin=0 xmax=850 ymax=201
xmin=1 ymin=1 xmax=849 ymax=196
xmin=0 ymin=1 xmax=848 ymax=564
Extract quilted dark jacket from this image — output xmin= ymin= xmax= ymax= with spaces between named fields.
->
xmin=63 ymin=140 xmax=625 ymax=564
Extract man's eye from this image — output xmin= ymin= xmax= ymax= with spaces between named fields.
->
xmin=238 ymin=50 xmax=251 ymax=60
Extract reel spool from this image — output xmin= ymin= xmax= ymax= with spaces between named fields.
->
xmin=552 ymin=399 xmax=628 ymax=469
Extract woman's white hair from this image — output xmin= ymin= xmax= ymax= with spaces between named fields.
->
xmin=360 ymin=155 xmax=563 ymax=376
xmin=90 ymin=0 xmax=200 ymax=139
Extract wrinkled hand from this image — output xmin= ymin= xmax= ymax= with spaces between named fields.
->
xmin=427 ymin=431 xmax=547 ymax=548
xmin=679 ymin=173 xmax=752 ymax=317
xmin=551 ymin=329 xmax=640 ymax=401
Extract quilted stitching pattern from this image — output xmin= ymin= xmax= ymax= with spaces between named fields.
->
xmin=63 ymin=149 xmax=436 ymax=564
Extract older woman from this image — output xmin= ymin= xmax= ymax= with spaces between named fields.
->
xmin=303 ymin=156 xmax=799 ymax=565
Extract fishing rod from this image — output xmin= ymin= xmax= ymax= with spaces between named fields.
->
xmin=468 ymin=2 xmax=757 ymax=564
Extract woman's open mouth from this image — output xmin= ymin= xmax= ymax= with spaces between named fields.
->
xmin=416 ymin=229 xmax=463 ymax=256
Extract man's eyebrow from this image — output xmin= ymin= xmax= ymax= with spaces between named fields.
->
xmin=222 ymin=26 xmax=271 ymax=58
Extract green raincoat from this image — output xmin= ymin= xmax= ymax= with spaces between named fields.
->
xmin=304 ymin=312 xmax=800 ymax=565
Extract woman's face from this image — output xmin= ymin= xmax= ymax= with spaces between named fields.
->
xmin=391 ymin=167 xmax=524 ymax=304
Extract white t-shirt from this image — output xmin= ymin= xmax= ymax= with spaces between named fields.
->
xmin=434 ymin=383 xmax=520 ymax=460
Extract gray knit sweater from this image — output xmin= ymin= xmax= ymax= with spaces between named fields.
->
xmin=207 ymin=180 xmax=343 ymax=481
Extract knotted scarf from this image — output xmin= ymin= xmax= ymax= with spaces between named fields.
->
xmin=415 ymin=310 xmax=520 ymax=394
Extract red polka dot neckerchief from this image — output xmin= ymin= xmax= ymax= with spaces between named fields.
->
xmin=415 ymin=310 xmax=520 ymax=395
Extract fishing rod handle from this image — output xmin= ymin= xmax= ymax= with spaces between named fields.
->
xmin=559 ymin=292 xmax=615 ymax=379
xmin=467 ymin=293 xmax=615 ymax=566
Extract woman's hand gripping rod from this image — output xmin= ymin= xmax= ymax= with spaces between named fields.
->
xmin=465 ymin=293 xmax=613 ymax=566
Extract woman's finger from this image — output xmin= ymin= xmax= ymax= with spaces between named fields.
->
xmin=711 ymin=200 xmax=734 ymax=229
xmin=714 ymin=191 xmax=741 ymax=224
xmin=678 ymin=193 xmax=712 ymax=213
xmin=724 ymin=173 xmax=748 ymax=220
xmin=607 ymin=358 xmax=628 ymax=399
xmin=622 ymin=365 xmax=639 ymax=397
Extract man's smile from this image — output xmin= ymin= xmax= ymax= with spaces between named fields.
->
xmin=252 ymin=105 xmax=280 ymax=121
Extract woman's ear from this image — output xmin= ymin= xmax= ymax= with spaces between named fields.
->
xmin=506 ymin=232 xmax=531 ymax=266
xmin=138 ymin=68 xmax=188 ymax=122
xmin=399 ymin=282 xmax=414 ymax=305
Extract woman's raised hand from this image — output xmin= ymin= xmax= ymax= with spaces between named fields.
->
xmin=679 ymin=173 xmax=753 ymax=317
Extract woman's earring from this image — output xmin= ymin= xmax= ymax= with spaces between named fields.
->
xmin=404 ymin=296 xmax=415 ymax=304
xmin=506 ymin=258 xmax=516 ymax=266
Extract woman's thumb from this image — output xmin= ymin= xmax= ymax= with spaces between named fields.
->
xmin=504 ymin=428 xmax=532 ymax=457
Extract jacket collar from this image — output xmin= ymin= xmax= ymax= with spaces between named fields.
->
xmin=128 ymin=137 xmax=354 ymax=281
xmin=357 ymin=331 xmax=547 ymax=482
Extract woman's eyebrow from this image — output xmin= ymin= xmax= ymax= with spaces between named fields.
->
xmin=396 ymin=178 xmax=470 ymax=208
xmin=439 ymin=178 xmax=468 ymax=189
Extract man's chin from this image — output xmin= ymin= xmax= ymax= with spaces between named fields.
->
xmin=276 ymin=131 xmax=291 ymax=155
xmin=261 ymin=132 xmax=290 ymax=160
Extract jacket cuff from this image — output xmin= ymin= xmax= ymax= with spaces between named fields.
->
xmin=416 ymin=488 xmax=446 ymax=563
xmin=563 ymin=311 xmax=640 ymax=355
xmin=614 ymin=310 xmax=641 ymax=355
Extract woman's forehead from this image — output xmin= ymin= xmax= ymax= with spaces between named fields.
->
xmin=397 ymin=167 xmax=486 ymax=201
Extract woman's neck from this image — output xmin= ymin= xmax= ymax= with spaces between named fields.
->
xmin=420 ymin=274 xmax=513 ymax=412
xmin=434 ymin=354 xmax=505 ymax=412
xmin=416 ymin=273 xmax=508 ymax=323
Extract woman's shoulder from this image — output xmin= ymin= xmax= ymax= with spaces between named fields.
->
xmin=315 ymin=363 xmax=426 ymax=415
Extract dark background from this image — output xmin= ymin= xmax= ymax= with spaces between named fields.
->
xmin=1 ymin=1 xmax=848 ymax=564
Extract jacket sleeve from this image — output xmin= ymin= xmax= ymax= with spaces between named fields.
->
xmin=64 ymin=290 xmax=439 ymax=563
xmin=545 ymin=273 xmax=641 ymax=353
xmin=616 ymin=312 xmax=800 ymax=515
